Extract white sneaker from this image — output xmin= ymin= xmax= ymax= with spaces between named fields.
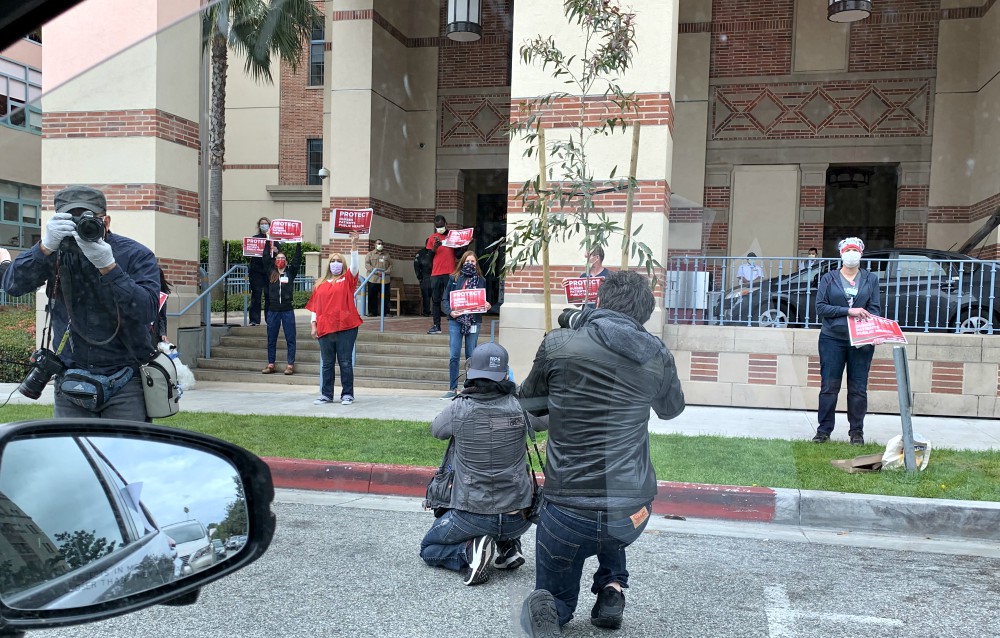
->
xmin=313 ymin=396 xmax=331 ymax=405
xmin=341 ymin=395 xmax=354 ymax=405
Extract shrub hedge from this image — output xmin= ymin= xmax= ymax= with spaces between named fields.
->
xmin=0 ymin=306 xmax=36 ymax=382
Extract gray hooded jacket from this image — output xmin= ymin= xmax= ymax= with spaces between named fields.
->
xmin=430 ymin=381 xmax=534 ymax=515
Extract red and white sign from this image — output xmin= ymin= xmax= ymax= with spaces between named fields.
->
xmin=443 ymin=228 xmax=474 ymax=248
xmin=563 ymin=277 xmax=604 ymax=304
xmin=449 ymin=288 xmax=488 ymax=314
xmin=268 ymin=219 xmax=303 ymax=242
xmin=158 ymin=292 xmax=169 ymax=312
xmin=333 ymin=208 xmax=373 ymax=236
xmin=242 ymin=236 xmax=267 ymax=257
xmin=848 ymin=316 xmax=907 ymax=346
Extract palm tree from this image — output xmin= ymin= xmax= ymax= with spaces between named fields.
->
xmin=203 ymin=0 xmax=321 ymax=293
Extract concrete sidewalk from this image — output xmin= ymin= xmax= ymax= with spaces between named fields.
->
xmin=4 ymin=380 xmax=997 ymax=450
xmin=4 ymin=380 xmax=1000 ymax=541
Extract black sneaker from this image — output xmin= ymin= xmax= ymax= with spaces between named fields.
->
xmin=591 ymin=586 xmax=625 ymax=629
xmin=811 ymin=433 xmax=830 ymax=443
xmin=850 ymin=433 xmax=865 ymax=445
xmin=459 ymin=536 xmax=494 ymax=586
xmin=521 ymin=589 xmax=561 ymax=637
xmin=427 ymin=325 xmax=442 ymax=334
xmin=493 ymin=539 xmax=525 ymax=570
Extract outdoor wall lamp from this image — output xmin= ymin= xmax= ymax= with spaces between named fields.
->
xmin=446 ymin=0 xmax=482 ymax=42
xmin=828 ymin=0 xmax=872 ymax=23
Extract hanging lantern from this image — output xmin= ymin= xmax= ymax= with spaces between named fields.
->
xmin=828 ymin=0 xmax=872 ymax=23
xmin=446 ymin=0 xmax=483 ymax=42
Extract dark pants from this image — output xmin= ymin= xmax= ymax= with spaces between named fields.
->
xmin=366 ymin=280 xmax=389 ymax=317
xmin=817 ymin=334 xmax=875 ymax=436
xmin=430 ymin=274 xmax=449 ymax=328
xmin=54 ymin=375 xmax=149 ymax=422
xmin=420 ymin=509 xmax=530 ymax=572
xmin=318 ymin=327 xmax=358 ymax=400
xmin=248 ymin=271 xmax=268 ymax=325
xmin=419 ymin=277 xmax=432 ymax=315
xmin=266 ymin=310 xmax=296 ymax=365
xmin=535 ymin=501 xmax=650 ymax=626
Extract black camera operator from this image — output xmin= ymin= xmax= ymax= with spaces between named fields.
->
xmin=1 ymin=185 xmax=160 ymax=421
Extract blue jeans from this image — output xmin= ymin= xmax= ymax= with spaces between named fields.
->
xmin=817 ymin=334 xmax=875 ymax=436
xmin=318 ymin=327 xmax=358 ymax=399
xmin=420 ymin=509 xmax=531 ymax=572
xmin=448 ymin=320 xmax=479 ymax=391
xmin=265 ymin=310 xmax=296 ymax=365
xmin=535 ymin=501 xmax=651 ymax=626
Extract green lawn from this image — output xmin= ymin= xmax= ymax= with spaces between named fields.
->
xmin=4 ymin=404 xmax=999 ymax=502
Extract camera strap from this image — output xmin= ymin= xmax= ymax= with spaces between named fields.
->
xmin=55 ymin=245 xmax=121 ymax=347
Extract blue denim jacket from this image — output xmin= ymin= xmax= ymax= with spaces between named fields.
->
xmin=2 ymin=233 xmax=160 ymax=373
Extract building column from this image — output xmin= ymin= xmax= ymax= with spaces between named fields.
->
xmin=435 ymin=169 xmax=465 ymax=226
xmin=702 ymin=165 xmax=732 ymax=256
xmin=42 ymin=0 xmax=201 ymax=343
xmin=500 ymin=0 xmax=679 ymax=377
xmin=798 ymin=163 xmax=828 ymax=255
xmin=896 ymin=162 xmax=931 ymax=249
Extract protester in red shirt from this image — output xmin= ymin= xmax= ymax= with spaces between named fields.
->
xmin=306 ymin=231 xmax=362 ymax=406
xmin=426 ymin=214 xmax=456 ymax=334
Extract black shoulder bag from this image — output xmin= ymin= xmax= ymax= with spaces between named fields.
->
xmin=423 ymin=437 xmax=455 ymax=517
xmin=523 ymin=411 xmax=545 ymax=524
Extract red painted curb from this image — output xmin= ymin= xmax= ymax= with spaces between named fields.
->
xmin=263 ymin=457 xmax=776 ymax=522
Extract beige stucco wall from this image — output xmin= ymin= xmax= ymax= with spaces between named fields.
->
xmin=0 ymin=128 xmax=41 ymax=186
xmin=678 ymin=0 xmax=711 ymax=23
xmin=1 ymin=39 xmax=42 ymax=69
xmin=792 ymin=0 xmax=849 ymax=73
xmin=665 ymin=325 xmax=1000 ymax=418
xmin=728 ymin=165 xmax=799 ymax=259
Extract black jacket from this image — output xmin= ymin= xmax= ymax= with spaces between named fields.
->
xmin=247 ymin=231 xmax=269 ymax=278
xmin=262 ymin=242 xmax=302 ymax=312
xmin=816 ymin=268 xmax=881 ymax=341
xmin=414 ymin=248 xmax=433 ymax=281
xmin=520 ymin=308 xmax=685 ymax=511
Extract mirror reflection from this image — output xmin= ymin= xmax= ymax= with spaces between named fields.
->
xmin=0 ymin=434 xmax=248 ymax=610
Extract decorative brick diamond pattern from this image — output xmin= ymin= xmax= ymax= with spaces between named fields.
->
xmin=711 ymin=79 xmax=932 ymax=140
xmin=690 ymin=352 xmax=720 ymax=383
xmin=439 ymin=94 xmax=511 ymax=147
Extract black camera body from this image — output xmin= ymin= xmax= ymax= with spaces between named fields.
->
xmin=18 ymin=348 xmax=66 ymax=400
xmin=73 ymin=210 xmax=106 ymax=242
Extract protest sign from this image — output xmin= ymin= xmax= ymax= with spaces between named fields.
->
xmin=443 ymin=228 xmax=474 ymax=248
xmin=242 ymin=236 xmax=267 ymax=257
xmin=563 ymin=277 xmax=604 ymax=304
xmin=268 ymin=219 xmax=303 ymax=242
xmin=848 ymin=315 xmax=907 ymax=346
xmin=158 ymin=292 xmax=169 ymax=312
xmin=449 ymin=288 xmax=488 ymax=313
xmin=333 ymin=208 xmax=373 ymax=236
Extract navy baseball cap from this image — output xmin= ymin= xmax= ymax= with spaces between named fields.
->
xmin=54 ymin=185 xmax=107 ymax=216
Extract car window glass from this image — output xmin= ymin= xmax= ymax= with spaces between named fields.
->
xmin=897 ymin=254 xmax=946 ymax=280
xmin=0 ymin=437 xmax=126 ymax=597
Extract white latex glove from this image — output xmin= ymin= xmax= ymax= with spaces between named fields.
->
xmin=0 ymin=247 xmax=10 ymax=263
xmin=41 ymin=212 xmax=77 ymax=252
xmin=73 ymin=232 xmax=115 ymax=270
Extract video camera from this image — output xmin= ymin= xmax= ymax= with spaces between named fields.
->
xmin=18 ymin=348 xmax=66 ymax=399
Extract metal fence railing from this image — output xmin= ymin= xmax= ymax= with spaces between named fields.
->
xmin=665 ymin=255 xmax=999 ymax=334
xmin=0 ymin=290 xmax=35 ymax=307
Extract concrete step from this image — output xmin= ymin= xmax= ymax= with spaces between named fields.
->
xmin=226 ymin=325 xmax=454 ymax=345
xmin=192 ymin=369 xmax=450 ymax=391
xmin=216 ymin=336 xmax=452 ymax=357
xmin=195 ymin=358 xmax=451 ymax=382
xmin=206 ymin=347 xmax=450 ymax=369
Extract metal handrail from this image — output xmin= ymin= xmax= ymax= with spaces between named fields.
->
xmin=166 ymin=264 xmax=248 ymax=359
xmin=353 ymin=267 xmax=388 ymax=334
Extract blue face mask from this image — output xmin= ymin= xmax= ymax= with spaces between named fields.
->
xmin=461 ymin=262 xmax=477 ymax=276
xmin=260 ymin=223 xmax=269 ymax=233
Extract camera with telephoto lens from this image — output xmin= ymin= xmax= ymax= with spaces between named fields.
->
xmin=18 ymin=348 xmax=66 ymax=400
xmin=557 ymin=308 xmax=585 ymax=330
xmin=72 ymin=209 xmax=106 ymax=242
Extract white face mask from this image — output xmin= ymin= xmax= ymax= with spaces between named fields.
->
xmin=841 ymin=250 xmax=862 ymax=268
xmin=260 ymin=223 xmax=269 ymax=232
xmin=330 ymin=262 xmax=344 ymax=275
xmin=436 ymin=226 xmax=447 ymax=234
xmin=376 ymin=244 xmax=383 ymax=251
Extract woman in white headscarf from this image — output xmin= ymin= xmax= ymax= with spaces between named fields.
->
xmin=812 ymin=237 xmax=881 ymax=445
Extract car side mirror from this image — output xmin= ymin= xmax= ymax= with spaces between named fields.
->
xmin=0 ymin=419 xmax=275 ymax=633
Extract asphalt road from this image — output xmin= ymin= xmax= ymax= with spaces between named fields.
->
xmin=32 ymin=491 xmax=1000 ymax=638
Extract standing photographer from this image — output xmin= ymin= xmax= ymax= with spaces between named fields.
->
xmin=1 ymin=185 xmax=160 ymax=420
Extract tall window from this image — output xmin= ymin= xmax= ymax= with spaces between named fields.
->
xmin=0 ymin=57 xmax=41 ymax=132
xmin=0 ymin=181 xmax=41 ymax=248
xmin=307 ymin=139 xmax=323 ymax=185
xmin=309 ymin=17 xmax=324 ymax=86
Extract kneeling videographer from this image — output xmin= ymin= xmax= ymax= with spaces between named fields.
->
xmin=2 ymin=185 xmax=160 ymax=420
